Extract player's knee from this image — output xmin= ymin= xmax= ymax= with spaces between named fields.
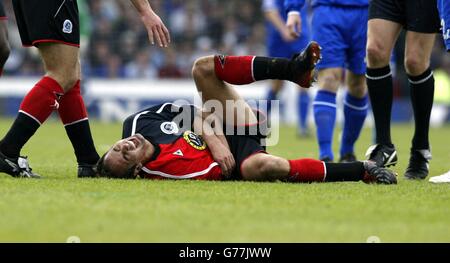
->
xmin=404 ymin=56 xmax=429 ymax=76
xmin=366 ymin=42 xmax=389 ymax=66
xmin=47 ymin=70 xmax=79 ymax=92
xmin=192 ymin=56 xmax=215 ymax=80
xmin=256 ymin=157 xmax=284 ymax=180
xmin=347 ymin=79 xmax=367 ymax=98
xmin=318 ymin=73 xmax=340 ymax=91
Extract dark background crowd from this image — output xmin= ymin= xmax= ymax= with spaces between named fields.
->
xmin=1 ymin=0 xmax=449 ymax=100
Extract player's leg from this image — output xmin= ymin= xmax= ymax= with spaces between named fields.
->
xmin=240 ymin=152 xmax=396 ymax=184
xmin=402 ymin=0 xmax=440 ymax=180
xmin=339 ymin=6 xmax=369 ymax=163
xmin=0 ymin=46 xmax=72 ymax=178
xmin=0 ymin=0 xmax=98 ymax=177
xmin=340 ymin=73 xmax=368 ymax=163
xmin=310 ymin=5 xmax=350 ymax=162
xmin=313 ymin=68 xmax=342 ymax=162
xmin=39 ymin=44 xmax=99 ymax=177
xmin=297 ymin=87 xmax=310 ymax=136
xmin=365 ymin=17 xmax=402 ymax=166
xmin=192 ymin=45 xmax=320 ymax=126
xmin=203 ymin=41 xmax=320 ymax=87
xmin=0 ymin=18 xmax=10 ymax=76
xmin=0 ymin=45 xmax=78 ymax=178
xmin=403 ymin=32 xmax=436 ymax=180
xmin=192 ymin=55 xmax=259 ymax=126
xmin=39 ymin=44 xmax=100 ymax=177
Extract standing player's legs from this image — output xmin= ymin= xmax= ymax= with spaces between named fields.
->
xmin=403 ymin=32 xmax=436 ymax=179
xmin=339 ymin=6 xmax=369 ymax=163
xmin=426 ymin=0 xmax=450 ymax=184
xmin=0 ymin=17 xmax=9 ymax=76
xmin=365 ymin=18 xmax=402 ymax=167
xmin=401 ymin=0 xmax=440 ymax=179
xmin=311 ymin=5 xmax=356 ymax=162
xmin=340 ymin=72 xmax=368 ymax=162
xmin=0 ymin=0 xmax=99 ymax=178
xmin=0 ymin=43 xmax=99 ymax=177
xmin=39 ymin=44 xmax=100 ymax=176
xmin=313 ymin=68 xmax=341 ymax=162
xmin=298 ymin=87 xmax=310 ymax=136
xmin=313 ymin=6 xmax=369 ymax=164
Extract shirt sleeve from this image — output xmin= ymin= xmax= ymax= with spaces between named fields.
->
xmin=284 ymin=0 xmax=305 ymax=13
xmin=262 ymin=0 xmax=278 ymax=11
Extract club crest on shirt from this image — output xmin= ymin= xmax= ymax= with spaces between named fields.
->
xmin=63 ymin=19 xmax=73 ymax=34
xmin=160 ymin=121 xmax=179 ymax=135
xmin=183 ymin=131 xmax=206 ymax=150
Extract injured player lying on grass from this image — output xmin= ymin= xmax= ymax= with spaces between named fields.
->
xmin=96 ymin=42 xmax=397 ymax=184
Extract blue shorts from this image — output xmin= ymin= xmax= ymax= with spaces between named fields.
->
xmin=266 ymin=8 xmax=311 ymax=59
xmin=438 ymin=0 xmax=450 ymax=51
xmin=267 ymin=33 xmax=310 ymax=58
xmin=312 ymin=5 xmax=368 ymax=74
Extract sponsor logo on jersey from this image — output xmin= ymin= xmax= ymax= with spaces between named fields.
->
xmin=183 ymin=131 xmax=206 ymax=150
xmin=160 ymin=122 xmax=179 ymax=135
xmin=217 ymin=55 xmax=226 ymax=68
xmin=63 ymin=19 xmax=73 ymax=34
xmin=173 ymin=149 xmax=184 ymax=156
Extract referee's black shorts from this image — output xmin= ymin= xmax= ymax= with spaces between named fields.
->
xmin=0 ymin=1 xmax=7 ymax=20
xmin=369 ymin=0 xmax=440 ymax=33
xmin=12 ymin=0 xmax=80 ymax=47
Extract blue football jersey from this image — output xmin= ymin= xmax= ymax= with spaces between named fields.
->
xmin=263 ymin=0 xmax=310 ymax=58
xmin=438 ymin=0 xmax=450 ymax=51
xmin=284 ymin=0 xmax=368 ymax=13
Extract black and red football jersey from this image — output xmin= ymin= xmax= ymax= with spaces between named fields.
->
xmin=122 ymin=103 xmax=222 ymax=180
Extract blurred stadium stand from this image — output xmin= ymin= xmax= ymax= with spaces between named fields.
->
xmin=0 ymin=0 xmax=449 ymax=124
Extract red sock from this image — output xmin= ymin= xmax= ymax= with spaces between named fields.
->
xmin=214 ymin=55 xmax=255 ymax=84
xmin=288 ymin=158 xmax=326 ymax=182
xmin=58 ymin=80 xmax=88 ymax=125
xmin=19 ymin=76 xmax=64 ymax=124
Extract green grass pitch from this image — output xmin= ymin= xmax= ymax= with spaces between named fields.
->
xmin=0 ymin=118 xmax=449 ymax=242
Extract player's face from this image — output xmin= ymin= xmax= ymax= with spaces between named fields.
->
xmin=104 ymin=134 xmax=154 ymax=177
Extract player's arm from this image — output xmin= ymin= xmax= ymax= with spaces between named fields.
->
xmin=193 ymin=111 xmax=236 ymax=178
xmin=263 ymin=1 xmax=296 ymax=42
xmin=284 ymin=0 xmax=305 ymax=38
xmin=129 ymin=0 xmax=170 ymax=47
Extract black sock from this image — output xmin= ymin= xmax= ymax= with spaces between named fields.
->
xmin=0 ymin=112 xmax=40 ymax=158
xmin=409 ymin=68 xmax=434 ymax=150
xmin=253 ymin=57 xmax=292 ymax=81
xmin=366 ymin=66 xmax=394 ymax=146
xmin=324 ymin=162 xmax=365 ymax=182
xmin=65 ymin=120 xmax=99 ymax=165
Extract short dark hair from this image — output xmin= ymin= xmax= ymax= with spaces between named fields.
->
xmin=96 ymin=153 xmax=138 ymax=179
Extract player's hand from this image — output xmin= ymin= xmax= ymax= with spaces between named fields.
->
xmin=212 ymin=147 xmax=236 ymax=178
xmin=281 ymin=27 xmax=298 ymax=42
xmin=286 ymin=13 xmax=302 ymax=39
xmin=140 ymin=11 xmax=171 ymax=47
